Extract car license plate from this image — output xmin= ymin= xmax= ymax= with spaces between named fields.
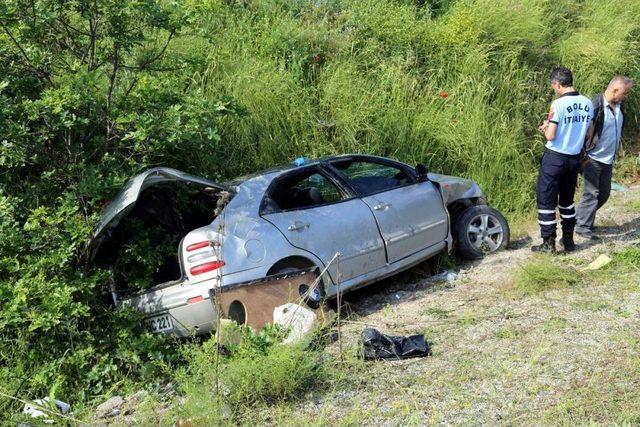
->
xmin=147 ymin=314 xmax=173 ymax=333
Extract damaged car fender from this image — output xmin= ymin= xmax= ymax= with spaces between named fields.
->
xmin=427 ymin=173 xmax=486 ymax=206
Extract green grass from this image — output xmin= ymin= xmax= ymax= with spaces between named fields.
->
xmin=614 ymin=154 xmax=640 ymax=184
xmin=494 ymin=326 xmax=523 ymax=339
xmin=181 ymin=0 xmax=640 ymax=215
xmin=540 ymin=341 xmax=640 ymax=424
xmin=129 ymin=325 xmax=371 ymax=426
xmin=512 ymin=255 xmax=583 ymax=295
xmin=613 ymin=245 xmax=640 ymax=268
xmin=543 ymin=316 xmax=568 ymax=332
xmin=425 ymin=306 xmax=453 ymax=319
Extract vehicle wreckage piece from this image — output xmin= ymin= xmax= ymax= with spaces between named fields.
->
xmin=215 ymin=269 xmax=331 ymax=331
xmin=273 ymin=303 xmax=318 ymax=344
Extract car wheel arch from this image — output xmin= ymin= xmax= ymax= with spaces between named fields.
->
xmin=267 ymin=256 xmax=318 ymax=275
xmin=446 ymin=197 xmax=487 ymax=223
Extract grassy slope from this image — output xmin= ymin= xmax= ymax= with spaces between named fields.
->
xmin=187 ymin=0 xmax=640 ymax=215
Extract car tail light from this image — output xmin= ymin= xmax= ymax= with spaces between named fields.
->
xmin=187 ymin=295 xmax=204 ymax=304
xmin=190 ymin=261 xmax=225 ymax=276
xmin=186 ymin=241 xmax=211 ymax=252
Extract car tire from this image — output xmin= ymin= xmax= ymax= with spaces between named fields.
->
xmin=453 ymin=205 xmax=510 ymax=260
xmin=271 ymin=266 xmax=326 ymax=310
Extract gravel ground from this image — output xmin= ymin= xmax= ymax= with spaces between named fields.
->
xmin=297 ymin=185 xmax=640 ymax=425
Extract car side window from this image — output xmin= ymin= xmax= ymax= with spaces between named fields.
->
xmin=331 ymin=160 xmax=413 ymax=196
xmin=267 ymin=169 xmax=345 ymax=212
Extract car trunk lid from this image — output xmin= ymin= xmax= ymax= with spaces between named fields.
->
xmin=84 ymin=167 xmax=231 ymax=263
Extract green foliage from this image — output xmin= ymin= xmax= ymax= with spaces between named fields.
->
xmin=170 ymin=326 xmax=332 ymax=424
xmin=0 ymin=0 xmax=242 ymax=410
xmin=198 ymin=0 xmax=640 ymax=210
xmin=223 ymin=342 xmax=326 ymax=408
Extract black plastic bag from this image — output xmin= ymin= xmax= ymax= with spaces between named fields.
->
xmin=358 ymin=328 xmax=431 ymax=360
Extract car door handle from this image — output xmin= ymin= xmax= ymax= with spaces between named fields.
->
xmin=287 ymin=221 xmax=310 ymax=231
xmin=373 ymin=202 xmax=391 ymax=211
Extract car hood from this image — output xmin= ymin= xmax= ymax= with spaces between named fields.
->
xmin=427 ymin=173 xmax=484 ymax=205
xmin=83 ymin=167 xmax=230 ymax=263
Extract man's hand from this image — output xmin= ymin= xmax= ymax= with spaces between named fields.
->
xmin=539 ymin=119 xmax=549 ymax=133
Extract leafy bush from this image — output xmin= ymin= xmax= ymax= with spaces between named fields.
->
xmin=0 ymin=0 xmax=243 ymax=409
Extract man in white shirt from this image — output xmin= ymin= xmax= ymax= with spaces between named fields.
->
xmin=575 ymin=76 xmax=634 ymax=240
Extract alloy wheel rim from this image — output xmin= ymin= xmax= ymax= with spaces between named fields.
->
xmin=466 ymin=214 xmax=504 ymax=253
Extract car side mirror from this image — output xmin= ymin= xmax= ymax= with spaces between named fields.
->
xmin=415 ymin=163 xmax=429 ymax=181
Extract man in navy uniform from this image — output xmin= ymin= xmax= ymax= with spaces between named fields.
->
xmin=575 ymin=76 xmax=634 ymax=239
xmin=533 ymin=67 xmax=594 ymax=253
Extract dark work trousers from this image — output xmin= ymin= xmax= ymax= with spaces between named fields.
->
xmin=536 ymin=148 xmax=581 ymax=238
xmin=575 ymin=158 xmax=613 ymax=233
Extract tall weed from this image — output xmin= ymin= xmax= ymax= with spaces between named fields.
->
xmin=193 ymin=0 xmax=640 ymax=213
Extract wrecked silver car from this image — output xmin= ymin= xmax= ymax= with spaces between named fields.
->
xmin=85 ymin=154 xmax=509 ymax=336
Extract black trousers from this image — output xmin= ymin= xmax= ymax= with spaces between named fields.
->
xmin=536 ymin=148 xmax=581 ymax=238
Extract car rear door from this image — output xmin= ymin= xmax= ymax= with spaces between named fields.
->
xmin=261 ymin=166 xmax=386 ymax=284
xmin=329 ymin=157 xmax=448 ymax=264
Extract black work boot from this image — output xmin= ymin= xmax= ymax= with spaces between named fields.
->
xmin=531 ymin=236 xmax=556 ymax=254
xmin=561 ymin=232 xmax=576 ymax=252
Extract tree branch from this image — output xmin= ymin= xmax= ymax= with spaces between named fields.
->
xmin=128 ymin=30 xmax=175 ymax=71
xmin=0 ymin=22 xmax=52 ymax=83
xmin=105 ymin=46 xmax=120 ymax=141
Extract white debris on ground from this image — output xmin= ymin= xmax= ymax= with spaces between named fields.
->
xmin=274 ymin=303 xmax=317 ymax=344
xmin=23 ymin=397 xmax=70 ymax=424
xmin=437 ymin=271 xmax=457 ymax=282
xmin=584 ymin=254 xmax=612 ymax=270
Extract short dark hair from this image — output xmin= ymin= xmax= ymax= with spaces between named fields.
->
xmin=550 ymin=67 xmax=573 ymax=87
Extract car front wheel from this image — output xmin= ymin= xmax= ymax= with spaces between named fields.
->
xmin=453 ymin=205 xmax=509 ymax=260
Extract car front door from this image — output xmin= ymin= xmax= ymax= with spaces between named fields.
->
xmin=261 ymin=166 xmax=387 ymax=284
xmin=329 ymin=157 xmax=448 ymax=264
